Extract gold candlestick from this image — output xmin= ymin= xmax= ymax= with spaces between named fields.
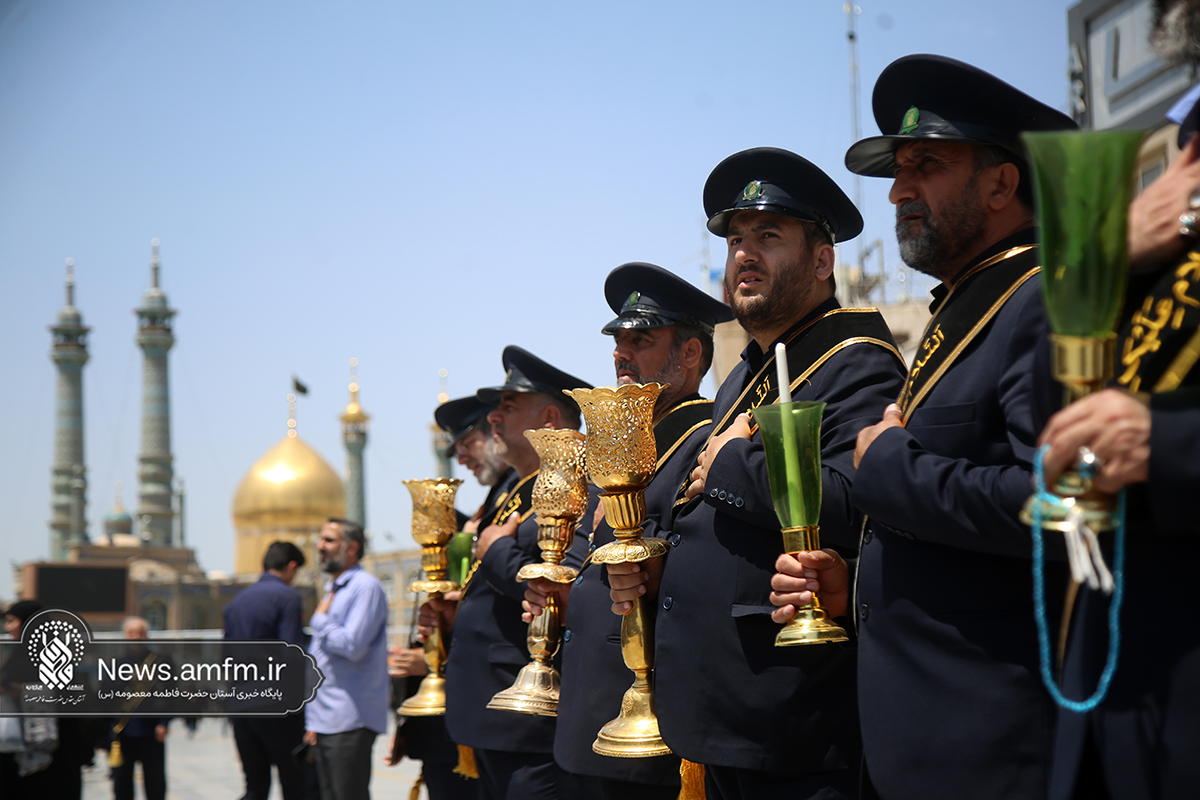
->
xmin=488 ymin=429 xmax=589 ymax=716
xmin=398 ymin=477 xmax=462 ymax=717
xmin=567 ymin=383 xmax=672 ymax=758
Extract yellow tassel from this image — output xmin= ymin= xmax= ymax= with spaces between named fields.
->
xmin=409 ymin=773 xmax=424 ymax=800
xmin=678 ymin=758 xmax=705 ymax=800
xmin=453 ymin=744 xmax=478 ymax=779
xmin=108 ymin=740 xmax=123 ymax=769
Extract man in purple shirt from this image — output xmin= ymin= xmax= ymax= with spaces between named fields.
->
xmin=224 ymin=540 xmax=308 ymax=800
xmin=303 ymin=518 xmax=389 ymax=800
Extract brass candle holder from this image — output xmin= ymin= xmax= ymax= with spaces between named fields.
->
xmin=567 ymin=383 xmax=672 ymax=759
xmin=398 ymin=477 xmax=462 ymax=717
xmin=1017 ymin=130 xmax=1144 ymax=533
xmin=752 ymin=401 xmax=847 ymax=646
xmin=488 ymin=429 xmax=589 ymax=716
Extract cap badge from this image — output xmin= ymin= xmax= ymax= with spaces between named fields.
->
xmin=504 ymin=369 xmax=513 ymax=383
xmin=900 ymin=106 xmax=920 ymax=134
xmin=742 ymin=180 xmax=764 ymax=201
xmin=623 ymin=291 xmax=641 ymax=309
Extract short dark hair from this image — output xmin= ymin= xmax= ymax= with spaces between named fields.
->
xmin=972 ymin=144 xmax=1034 ymax=214
xmin=263 ymin=541 xmax=306 ymax=572
xmin=670 ymin=323 xmax=715 ymax=379
xmin=329 ymin=518 xmax=366 ymax=558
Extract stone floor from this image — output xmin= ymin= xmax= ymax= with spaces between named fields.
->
xmin=81 ymin=718 xmax=425 ymax=800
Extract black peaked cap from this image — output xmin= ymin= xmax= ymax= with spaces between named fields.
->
xmin=601 ymin=262 xmax=734 ymax=336
xmin=704 ymin=147 xmax=863 ymax=242
xmin=434 ymin=395 xmax=494 ymax=458
xmin=476 ymin=346 xmax=592 ymax=404
xmin=845 ymin=54 xmax=1078 ymax=177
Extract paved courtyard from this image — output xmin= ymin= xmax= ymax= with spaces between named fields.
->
xmin=81 ymin=718 xmax=426 ymax=800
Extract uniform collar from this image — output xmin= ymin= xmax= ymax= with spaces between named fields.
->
xmin=928 ymin=228 xmax=1039 ymax=312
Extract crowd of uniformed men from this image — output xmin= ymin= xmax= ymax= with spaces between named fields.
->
xmin=388 ymin=27 xmax=1200 ymax=800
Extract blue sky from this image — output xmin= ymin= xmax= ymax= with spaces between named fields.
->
xmin=0 ymin=0 xmax=1077 ymax=600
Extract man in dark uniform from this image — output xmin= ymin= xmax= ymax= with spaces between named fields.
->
xmin=610 ymin=148 xmax=905 ymax=800
xmin=388 ymin=395 xmax=515 ymax=800
xmin=439 ymin=347 xmax=594 ymax=800
xmin=524 ymin=262 xmax=734 ymax=800
xmin=1036 ymin=4 xmax=1200 ymax=795
xmin=223 ymin=540 xmax=308 ymax=800
xmin=828 ymin=55 xmax=1076 ymax=800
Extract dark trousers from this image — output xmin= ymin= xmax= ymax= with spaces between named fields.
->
xmin=422 ymin=760 xmax=478 ymax=800
xmin=599 ymin=777 xmax=679 ymax=800
xmin=233 ymin=715 xmax=306 ymax=800
xmin=704 ymin=764 xmax=857 ymax=800
xmin=473 ymin=748 xmax=561 ymax=800
xmin=112 ymin=736 xmax=166 ymax=800
xmin=314 ymin=727 xmax=376 ymax=800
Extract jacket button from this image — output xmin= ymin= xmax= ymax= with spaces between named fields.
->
xmin=718 ymin=490 xmax=727 ymax=500
xmin=726 ymin=494 xmax=735 ymax=504
xmin=662 ymin=596 xmax=674 ymax=610
xmin=669 ymin=533 xmax=681 ymax=546
xmin=859 ymin=603 xmax=869 ymax=620
xmin=710 ymin=488 xmax=719 ymax=498
xmin=563 ymin=629 xmax=572 ymax=642
xmin=574 ymin=573 xmax=584 ymax=585
xmin=863 ymin=531 xmax=874 ymax=545
xmin=734 ymin=497 xmax=744 ymax=508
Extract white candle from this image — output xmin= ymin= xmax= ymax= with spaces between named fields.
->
xmin=775 ymin=342 xmax=791 ymax=403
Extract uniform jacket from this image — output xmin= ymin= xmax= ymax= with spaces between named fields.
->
xmin=444 ymin=466 xmax=593 ymax=754
xmin=554 ymin=393 xmax=711 ymax=784
xmin=655 ymin=297 xmax=905 ymax=772
xmin=853 ymin=231 xmax=1068 ymax=800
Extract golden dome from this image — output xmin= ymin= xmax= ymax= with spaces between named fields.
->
xmin=232 ymin=434 xmax=345 ymax=531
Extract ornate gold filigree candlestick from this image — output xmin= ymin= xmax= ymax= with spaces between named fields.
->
xmin=398 ymin=477 xmax=462 ymax=717
xmin=567 ymin=383 xmax=671 ymax=759
xmin=488 ymin=429 xmax=589 ymax=716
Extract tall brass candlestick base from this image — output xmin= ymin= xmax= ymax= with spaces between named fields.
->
xmin=399 ymin=477 xmax=462 ymax=717
xmin=1019 ymin=335 xmax=1117 ymax=532
xmin=488 ymin=429 xmax=589 ymax=716
xmin=568 ymin=383 xmax=672 ymax=759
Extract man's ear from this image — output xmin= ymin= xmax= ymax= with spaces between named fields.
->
xmin=985 ymin=162 xmax=1021 ymax=211
xmin=814 ymin=242 xmax=836 ymax=281
xmin=541 ymin=400 xmax=562 ymax=429
xmin=678 ymin=336 xmax=703 ymax=370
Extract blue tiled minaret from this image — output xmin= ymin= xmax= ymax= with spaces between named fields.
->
xmin=340 ymin=358 xmax=369 ymax=527
xmin=135 ymin=239 xmax=176 ymax=546
xmin=49 ymin=259 xmax=90 ymax=559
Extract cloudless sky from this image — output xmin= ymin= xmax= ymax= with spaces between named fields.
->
xmin=0 ymin=0 xmax=1078 ymax=600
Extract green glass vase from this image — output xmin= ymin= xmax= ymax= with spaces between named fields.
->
xmin=1023 ymin=130 xmax=1144 ymax=339
xmin=751 ymin=401 xmax=846 ymax=646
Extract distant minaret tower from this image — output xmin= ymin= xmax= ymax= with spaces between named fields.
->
xmin=340 ymin=358 xmax=369 ymax=527
xmin=135 ymin=239 xmax=176 ymax=546
xmin=49 ymin=259 xmax=90 ymax=559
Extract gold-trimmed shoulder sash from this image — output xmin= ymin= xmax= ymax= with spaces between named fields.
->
xmin=898 ymin=245 xmax=1039 ymax=422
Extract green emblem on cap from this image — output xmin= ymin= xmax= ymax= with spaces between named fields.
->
xmin=742 ymin=180 xmax=763 ymax=201
xmin=505 ymin=369 xmax=513 ymax=383
xmin=900 ymin=106 xmax=920 ymax=134
xmin=623 ymin=291 xmax=640 ymax=309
